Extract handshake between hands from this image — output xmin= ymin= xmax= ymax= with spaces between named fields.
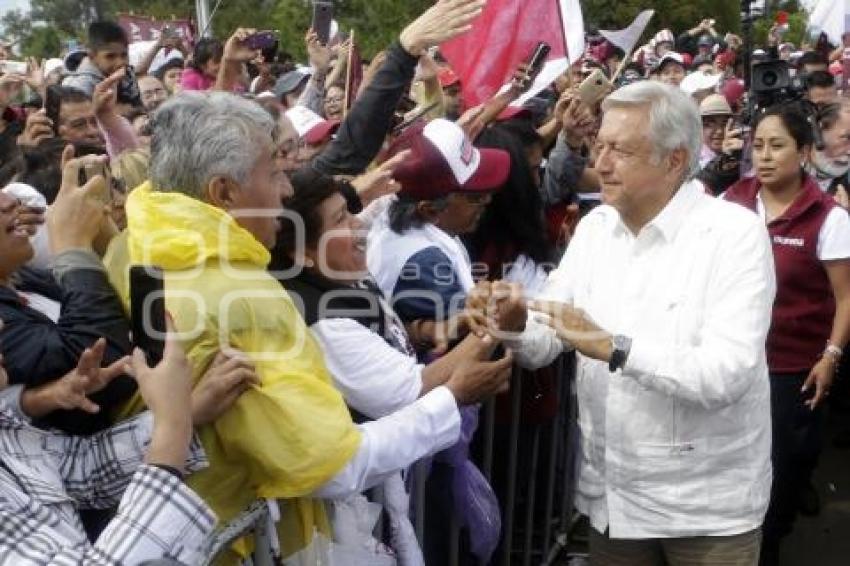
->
xmin=465 ymin=280 xmax=615 ymax=364
xmin=417 ymin=279 xmax=615 ymax=408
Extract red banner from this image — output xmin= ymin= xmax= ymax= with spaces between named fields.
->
xmin=440 ymin=0 xmax=568 ymax=108
xmin=118 ymin=14 xmax=195 ymax=45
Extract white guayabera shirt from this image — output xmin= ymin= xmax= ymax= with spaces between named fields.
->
xmin=509 ymin=180 xmax=777 ymax=538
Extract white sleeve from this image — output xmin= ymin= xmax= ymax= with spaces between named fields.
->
xmin=818 ymin=207 xmax=850 ymax=261
xmin=312 ymin=386 xmax=460 ymax=498
xmin=505 ymin=213 xmax=590 ymax=368
xmin=311 ymin=318 xmax=423 ymax=419
xmin=358 ymin=195 xmax=397 ymax=230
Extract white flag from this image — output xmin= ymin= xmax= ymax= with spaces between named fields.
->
xmin=808 ymin=0 xmax=850 ymax=45
xmin=600 ymin=10 xmax=655 ymax=54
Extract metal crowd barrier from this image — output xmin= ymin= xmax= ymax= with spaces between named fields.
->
xmin=204 ymin=353 xmax=580 ymax=566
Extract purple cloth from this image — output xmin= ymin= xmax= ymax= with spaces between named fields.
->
xmin=435 ymin=404 xmax=501 ymax=563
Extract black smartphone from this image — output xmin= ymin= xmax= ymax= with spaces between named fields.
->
xmin=245 ymin=30 xmax=278 ymax=51
xmin=117 ymin=65 xmax=143 ymax=107
xmin=129 ymin=265 xmax=167 ymax=366
xmin=527 ymin=42 xmax=551 ymax=77
xmin=45 ymin=85 xmax=61 ymax=134
xmin=312 ymin=0 xmax=334 ymax=45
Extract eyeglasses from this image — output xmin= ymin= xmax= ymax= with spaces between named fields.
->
xmin=456 ymin=192 xmax=491 ymax=205
xmin=325 ymin=96 xmax=344 ymax=105
xmin=701 ymin=117 xmax=728 ymax=130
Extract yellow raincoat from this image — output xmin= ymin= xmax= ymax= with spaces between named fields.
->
xmin=105 ymin=182 xmax=361 ymax=559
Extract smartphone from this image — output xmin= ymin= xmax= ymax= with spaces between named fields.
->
xmin=312 ymin=1 xmax=334 ymax=45
xmin=117 ymin=65 xmax=142 ymax=107
xmin=44 ymin=85 xmax=60 ymax=129
xmin=0 ymin=60 xmax=28 ymax=75
xmin=527 ymin=42 xmax=551 ymax=77
xmin=129 ymin=265 xmax=167 ymax=366
xmin=245 ymin=30 xmax=278 ymax=51
xmin=78 ymin=159 xmax=113 ymax=204
xmin=578 ymin=69 xmax=612 ymax=107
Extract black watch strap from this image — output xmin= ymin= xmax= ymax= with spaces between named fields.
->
xmin=609 ymin=335 xmax=632 ymax=373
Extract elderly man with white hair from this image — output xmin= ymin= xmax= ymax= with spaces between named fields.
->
xmin=479 ymin=82 xmax=777 ymax=565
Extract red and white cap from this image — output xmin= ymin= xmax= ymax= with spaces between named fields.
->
xmin=284 ymin=106 xmax=340 ymax=146
xmin=386 ymin=118 xmax=510 ymax=202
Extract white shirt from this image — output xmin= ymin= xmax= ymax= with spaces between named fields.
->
xmin=510 ymin=180 xmax=777 ymax=538
xmin=752 ymin=193 xmax=850 ymax=260
xmin=311 ymin=318 xmax=424 ymax=419
xmin=310 ymin=314 xmax=459 ymax=499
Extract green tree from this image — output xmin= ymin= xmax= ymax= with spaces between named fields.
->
xmin=21 ymin=27 xmax=65 ymax=59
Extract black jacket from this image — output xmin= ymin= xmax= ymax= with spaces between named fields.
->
xmin=313 ymin=41 xmax=418 ymax=176
xmin=0 ymin=266 xmax=135 ymax=434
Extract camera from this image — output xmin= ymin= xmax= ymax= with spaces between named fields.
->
xmin=741 ymin=60 xmax=806 ymax=125
xmin=751 ymin=60 xmax=805 ymax=101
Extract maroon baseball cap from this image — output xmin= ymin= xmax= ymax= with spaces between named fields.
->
xmin=304 ymin=119 xmax=340 ymax=145
xmin=386 ymin=119 xmax=510 ymax=202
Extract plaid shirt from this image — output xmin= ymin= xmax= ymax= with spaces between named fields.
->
xmin=0 ymin=385 xmax=216 ymax=565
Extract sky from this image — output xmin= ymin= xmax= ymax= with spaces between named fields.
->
xmin=0 ymin=0 xmax=31 ymax=17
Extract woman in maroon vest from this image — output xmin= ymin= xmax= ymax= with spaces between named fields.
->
xmin=724 ymin=104 xmax=850 ymax=565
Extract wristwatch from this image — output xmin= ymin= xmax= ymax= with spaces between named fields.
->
xmin=609 ymin=335 xmax=632 ymax=373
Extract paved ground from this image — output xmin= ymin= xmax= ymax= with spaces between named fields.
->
xmin=782 ymin=407 xmax=850 ymax=566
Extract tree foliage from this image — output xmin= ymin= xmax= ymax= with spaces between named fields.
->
xmin=583 ymin=0 xmax=742 ymax=46
xmin=0 ymin=0 xmax=815 ymax=62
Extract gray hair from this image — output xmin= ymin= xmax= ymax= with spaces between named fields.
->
xmin=149 ymin=91 xmax=278 ymax=199
xmin=601 ymin=81 xmax=702 ymax=179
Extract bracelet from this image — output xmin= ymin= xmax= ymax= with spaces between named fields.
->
xmin=825 ymin=343 xmax=843 ymax=360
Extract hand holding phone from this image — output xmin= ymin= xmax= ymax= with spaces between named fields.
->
xmin=244 ymin=30 xmax=278 ymax=51
xmin=578 ymin=69 xmax=612 ymax=107
xmin=722 ymin=118 xmax=746 ymax=155
xmin=79 ymin=160 xmax=113 ymax=205
xmin=312 ymin=1 xmax=334 ymax=45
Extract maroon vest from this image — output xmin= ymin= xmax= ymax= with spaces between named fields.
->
xmin=725 ymin=175 xmax=836 ymax=373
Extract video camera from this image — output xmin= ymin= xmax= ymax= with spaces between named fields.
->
xmin=743 ymin=60 xmax=825 ymax=150
xmin=741 ymin=60 xmax=806 ymax=123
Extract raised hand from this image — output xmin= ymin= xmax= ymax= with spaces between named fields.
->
xmin=351 ymin=150 xmax=410 ymax=206
xmin=46 ymin=146 xmax=110 ymax=253
xmin=17 ymin=108 xmax=54 ymax=147
xmin=223 ymin=28 xmax=262 ymax=63
xmin=399 ymin=0 xmax=487 ymax=56
xmin=20 ymin=338 xmax=129 ymax=418
xmin=305 ymin=29 xmax=332 ymax=72
xmin=92 ymin=68 xmax=126 ymax=117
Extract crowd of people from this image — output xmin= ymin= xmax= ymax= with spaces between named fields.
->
xmin=0 ymin=0 xmax=849 ymax=564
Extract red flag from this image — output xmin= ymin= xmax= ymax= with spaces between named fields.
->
xmin=440 ymin=0 xmax=570 ymax=108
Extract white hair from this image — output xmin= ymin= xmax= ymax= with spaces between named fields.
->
xmin=149 ymin=91 xmax=278 ymax=199
xmin=601 ymin=81 xmax=702 ymax=179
